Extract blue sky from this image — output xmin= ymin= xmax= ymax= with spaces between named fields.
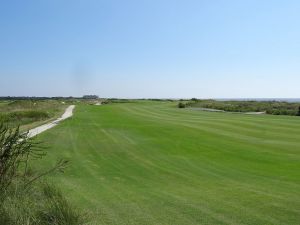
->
xmin=0 ymin=0 xmax=300 ymax=98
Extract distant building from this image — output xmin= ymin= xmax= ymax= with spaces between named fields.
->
xmin=82 ymin=95 xmax=99 ymax=99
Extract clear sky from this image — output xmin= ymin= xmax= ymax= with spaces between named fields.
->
xmin=0 ymin=0 xmax=300 ymax=98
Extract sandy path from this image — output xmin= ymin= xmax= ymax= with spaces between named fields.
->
xmin=27 ymin=105 xmax=75 ymax=138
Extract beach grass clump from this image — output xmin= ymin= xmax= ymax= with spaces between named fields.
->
xmin=0 ymin=123 xmax=86 ymax=225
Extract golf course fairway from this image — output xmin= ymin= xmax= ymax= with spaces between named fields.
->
xmin=35 ymin=101 xmax=300 ymax=225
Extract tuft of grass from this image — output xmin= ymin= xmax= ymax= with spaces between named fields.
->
xmin=0 ymin=182 xmax=87 ymax=225
xmin=37 ymin=183 xmax=86 ymax=225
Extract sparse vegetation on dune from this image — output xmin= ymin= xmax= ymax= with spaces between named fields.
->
xmin=181 ymin=99 xmax=300 ymax=116
xmin=0 ymin=100 xmax=67 ymax=128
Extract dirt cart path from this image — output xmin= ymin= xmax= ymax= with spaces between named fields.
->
xmin=27 ymin=105 xmax=75 ymax=138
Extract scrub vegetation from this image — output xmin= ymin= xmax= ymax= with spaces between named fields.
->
xmin=0 ymin=100 xmax=67 ymax=128
xmin=180 ymin=99 xmax=300 ymax=116
xmin=33 ymin=101 xmax=300 ymax=225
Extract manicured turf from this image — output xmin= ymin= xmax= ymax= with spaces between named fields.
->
xmin=36 ymin=101 xmax=300 ymax=225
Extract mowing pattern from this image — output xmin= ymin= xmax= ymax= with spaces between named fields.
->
xmin=37 ymin=101 xmax=300 ymax=225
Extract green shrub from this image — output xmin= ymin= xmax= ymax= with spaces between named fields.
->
xmin=178 ymin=102 xmax=186 ymax=108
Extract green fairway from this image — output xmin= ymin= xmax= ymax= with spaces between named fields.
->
xmin=36 ymin=101 xmax=300 ymax=225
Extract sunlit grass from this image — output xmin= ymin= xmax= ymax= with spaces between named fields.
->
xmin=36 ymin=101 xmax=300 ymax=225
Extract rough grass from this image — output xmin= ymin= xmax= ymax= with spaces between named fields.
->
xmin=0 ymin=182 xmax=85 ymax=225
xmin=35 ymin=101 xmax=300 ymax=225
xmin=0 ymin=100 xmax=67 ymax=128
xmin=0 ymin=111 xmax=50 ymax=124
xmin=186 ymin=99 xmax=300 ymax=115
xmin=0 ymin=121 xmax=85 ymax=225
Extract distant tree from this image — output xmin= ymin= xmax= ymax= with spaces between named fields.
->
xmin=191 ymin=98 xmax=198 ymax=101
xmin=178 ymin=102 xmax=186 ymax=108
xmin=297 ymin=106 xmax=300 ymax=116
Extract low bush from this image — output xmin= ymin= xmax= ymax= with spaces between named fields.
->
xmin=297 ymin=106 xmax=300 ymax=116
xmin=178 ymin=102 xmax=186 ymax=108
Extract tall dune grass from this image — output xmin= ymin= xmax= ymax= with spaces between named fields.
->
xmin=0 ymin=100 xmax=67 ymax=127
xmin=0 ymin=123 xmax=86 ymax=225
